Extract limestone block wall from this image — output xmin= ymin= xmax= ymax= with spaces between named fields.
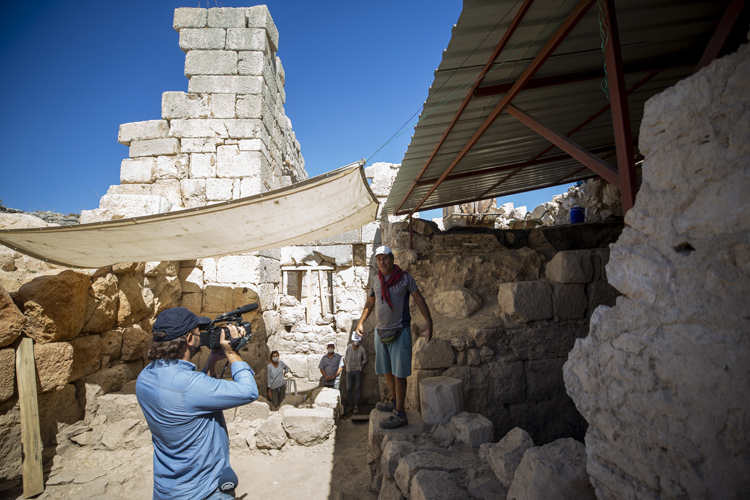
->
xmin=369 ymin=216 xmax=623 ymax=444
xmin=81 ymin=6 xmax=303 ymax=222
xmin=563 ymin=40 xmax=750 ymax=498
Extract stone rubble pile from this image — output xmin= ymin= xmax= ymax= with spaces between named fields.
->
xmin=0 ymin=204 xmax=79 ymax=226
xmin=366 ymin=403 xmax=595 ymax=500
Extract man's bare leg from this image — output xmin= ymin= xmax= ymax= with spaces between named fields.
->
xmin=394 ymin=376 xmax=407 ymax=413
xmin=384 ymin=373 xmax=396 ymax=404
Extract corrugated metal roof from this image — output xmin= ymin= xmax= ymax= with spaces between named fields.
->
xmin=383 ymin=0 xmax=733 ymax=216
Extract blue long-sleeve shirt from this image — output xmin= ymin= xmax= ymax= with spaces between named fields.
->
xmin=136 ymin=359 xmax=258 ymax=500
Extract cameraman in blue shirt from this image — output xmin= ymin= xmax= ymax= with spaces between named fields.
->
xmin=136 ymin=307 xmax=259 ymax=499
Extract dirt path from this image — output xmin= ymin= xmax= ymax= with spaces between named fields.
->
xmin=1 ymin=417 xmax=374 ymax=500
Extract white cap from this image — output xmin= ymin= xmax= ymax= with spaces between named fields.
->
xmin=374 ymin=246 xmax=392 ymax=256
xmin=351 ymin=331 xmax=362 ymax=342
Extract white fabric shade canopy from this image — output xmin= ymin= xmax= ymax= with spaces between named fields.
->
xmin=0 ymin=162 xmax=378 ymax=268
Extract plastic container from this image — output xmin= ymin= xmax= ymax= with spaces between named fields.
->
xmin=570 ymin=207 xmax=585 ymax=224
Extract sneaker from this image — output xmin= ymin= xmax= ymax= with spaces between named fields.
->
xmin=353 ymin=406 xmax=359 ymax=414
xmin=379 ymin=412 xmax=408 ymax=429
xmin=376 ymin=400 xmax=395 ymax=412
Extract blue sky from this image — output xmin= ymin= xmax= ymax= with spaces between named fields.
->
xmin=0 ymin=0 xmax=569 ymax=219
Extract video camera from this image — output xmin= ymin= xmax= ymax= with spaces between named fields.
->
xmin=199 ymin=303 xmax=257 ymax=351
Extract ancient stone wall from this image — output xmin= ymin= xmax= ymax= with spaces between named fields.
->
xmin=368 ymin=216 xmax=623 ymax=444
xmin=564 ymin=40 xmax=750 ymax=498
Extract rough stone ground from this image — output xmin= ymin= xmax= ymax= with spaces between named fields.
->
xmin=0 ymin=418 xmax=374 ymax=500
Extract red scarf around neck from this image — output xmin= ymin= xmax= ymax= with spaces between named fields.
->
xmin=378 ymin=264 xmax=405 ymax=309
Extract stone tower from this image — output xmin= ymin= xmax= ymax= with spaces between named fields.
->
xmin=82 ymin=6 xmax=304 ymax=222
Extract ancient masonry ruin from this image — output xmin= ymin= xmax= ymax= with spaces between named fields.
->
xmin=0 ymin=6 xmax=747 ymax=500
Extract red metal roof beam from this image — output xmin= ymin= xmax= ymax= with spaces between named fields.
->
xmin=694 ymin=0 xmax=747 ymax=73
xmin=410 ymin=0 xmax=597 ymax=214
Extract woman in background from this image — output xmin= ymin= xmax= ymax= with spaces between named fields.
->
xmin=266 ymin=350 xmax=291 ymax=409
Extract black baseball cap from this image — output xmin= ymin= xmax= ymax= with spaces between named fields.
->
xmin=153 ymin=307 xmax=211 ymax=341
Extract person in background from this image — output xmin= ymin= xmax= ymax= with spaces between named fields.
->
xmin=319 ymin=342 xmax=343 ymax=390
xmin=266 ymin=350 xmax=291 ymax=409
xmin=343 ymin=332 xmax=367 ymax=414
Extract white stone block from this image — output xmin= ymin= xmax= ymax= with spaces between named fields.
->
xmin=156 ymin=154 xmax=189 ymax=180
xmin=210 ymin=94 xmax=235 ymax=118
xmin=217 ymin=146 xmax=265 ymax=178
xmin=161 ymin=91 xmax=209 ymax=119
xmin=240 ymin=177 xmax=264 ymax=197
xmin=181 ymin=138 xmax=222 ymax=153
xmin=129 ymin=138 xmax=180 ymax=158
xmin=206 ymin=178 xmax=234 ymax=201
xmin=276 ymin=56 xmax=285 ymax=86
xmin=120 ymin=158 xmax=156 ymax=184
xmin=420 ymin=377 xmax=464 ymax=425
xmin=185 ymin=50 xmax=237 ymax=77
xmin=173 ymin=8 xmax=207 ymax=29
xmin=118 ymin=120 xmax=168 ymax=146
xmin=227 ymin=28 xmax=266 ymax=51
xmin=169 ymin=119 xmax=228 ymax=138
xmin=247 ymin=5 xmax=278 ymax=52
xmin=190 ymin=153 xmax=216 ymax=178
xmin=178 ymin=28 xmax=225 ymax=51
xmin=361 ymin=221 xmax=381 ymax=244
xmin=216 ymin=255 xmax=260 ymax=283
xmin=225 ymin=119 xmax=262 ymax=139
xmin=208 ymin=7 xmax=246 ymax=28
xmin=313 ymin=387 xmax=340 ymax=410
xmin=281 ymin=407 xmax=334 ymax=446
xmin=238 ymin=138 xmax=263 ymax=151
xmin=188 ymin=75 xmax=262 ymax=95
xmin=180 ymin=179 xmax=206 ymax=207
xmin=236 ymin=95 xmax=262 ymax=119
xmin=99 ymin=194 xmax=172 ymax=218
xmin=451 ymin=412 xmax=494 ymax=449
xmin=179 ymin=266 xmax=203 ymax=293
xmin=237 ymin=50 xmax=264 ymax=75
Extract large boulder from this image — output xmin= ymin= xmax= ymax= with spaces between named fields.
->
xmin=451 ymin=412 xmax=494 ymax=449
xmin=282 ymin=406 xmax=334 ymax=445
xmin=507 ymin=438 xmax=595 ymax=500
xmin=14 ymin=270 xmax=91 ymax=343
xmin=68 ymin=335 xmax=102 ymax=382
xmin=117 ymin=274 xmax=153 ymax=326
xmin=34 ymin=342 xmax=74 ymax=393
xmin=0 ymin=286 xmax=24 ymax=347
xmin=255 ymin=414 xmax=287 ymax=449
xmin=394 ymin=451 xmax=462 ymax=497
xmin=432 ymin=288 xmax=482 ymax=319
xmin=413 ymin=337 xmax=454 ymax=370
xmin=82 ymin=273 xmax=118 ymax=334
xmin=410 ymin=470 xmax=470 ymax=500
xmin=419 ymin=376 xmax=463 ymax=424
xmin=120 ymin=327 xmax=151 ymax=361
xmin=480 ymin=427 xmax=534 ymax=488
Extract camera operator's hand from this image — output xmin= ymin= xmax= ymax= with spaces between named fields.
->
xmin=220 ymin=324 xmax=244 ymax=365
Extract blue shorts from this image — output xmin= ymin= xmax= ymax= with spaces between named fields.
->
xmin=374 ymin=327 xmax=412 ymax=379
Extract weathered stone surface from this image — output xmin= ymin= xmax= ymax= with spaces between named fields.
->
xmin=552 ymin=283 xmax=587 ymax=319
xmin=313 ymin=387 xmax=340 ymax=410
xmin=413 ymin=337 xmax=454 ymax=370
xmin=405 ymin=369 xmax=443 ymax=412
xmin=282 ymin=406 xmax=334 ymax=445
xmin=0 ymin=286 xmax=24 ymax=347
xmin=234 ymin=400 xmax=269 ymax=421
xmin=586 ymin=280 xmax=620 ymax=311
xmin=162 ymin=91 xmax=210 ymax=119
xmin=129 ymin=138 xmax=180 ymax=157
xmin=77 ymin=364 xmax=140 ymax=420
xmin=82 ymin=273 xmax=118 ymax=334
xmin=382 ymin=440 xmax=417 ymax=479
xmin=146 ymin=275 xmax=181 ymax=316
xmin=468 ymin=474 xmax=507 ymax=500
xmin=120 ymin=327 xmax=151 ymax=361
xmin=451 ymin=412 xmax=494 ymax=449
xmin=15 ymin=270 xmax=90 ymax=343
xmin=117 ymin=274 xmax=152 ymax=326
xmin=564 ymin=43 xmax=750 ymax=500
xmin=480 ymin=426 xmax=534 ymax=488
xmin=173 ymin=7 xmax=207 ymax=29
xmin=207 ymin=7 xmax=246 ymax=27
xmin=378 ymin=478 xmax=405 ymax=500
xmin=188 ymin=75 xmax=262 ymax=95
xmin=100 ymin=329 xmax=123 ymax=360
xmin=68 ymin=335 xmax=102 ymax=382
xmin=497 ymin=281 xmax=552 ymax=321
xmin=185 ymin=50 xmax=237 ymax=76
xmin=118 ymin=120 xmax=168 ymax=146
xmin=255 ymin=414 xmax=287 ymax=449
xmin=394 ymin=451 xmax=462 ymax=497
xmin=368 ymin=410 xmax=423 ymax=466
xmin=410 ymin=470 xmax=470 ymax=500
xmin=545 ymin=250 xmax=593 ymax=284
xmin=432 ymin=287 xmax=483 ymax=318
xmin=507 ymin=438 xmax=595 ymax=500
xmin=0 ymin=349 xmax=15 ymax=402
xmin=419 ymin=376 xmax=463 ymax=425
xmin=34 ymin=342 xmax=74 ymax=393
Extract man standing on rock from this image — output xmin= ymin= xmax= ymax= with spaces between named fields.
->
xmin=355 ymin=246 xmax=432 ymax=429
xmin=136 ymin=307 xmax=258 ymax=500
